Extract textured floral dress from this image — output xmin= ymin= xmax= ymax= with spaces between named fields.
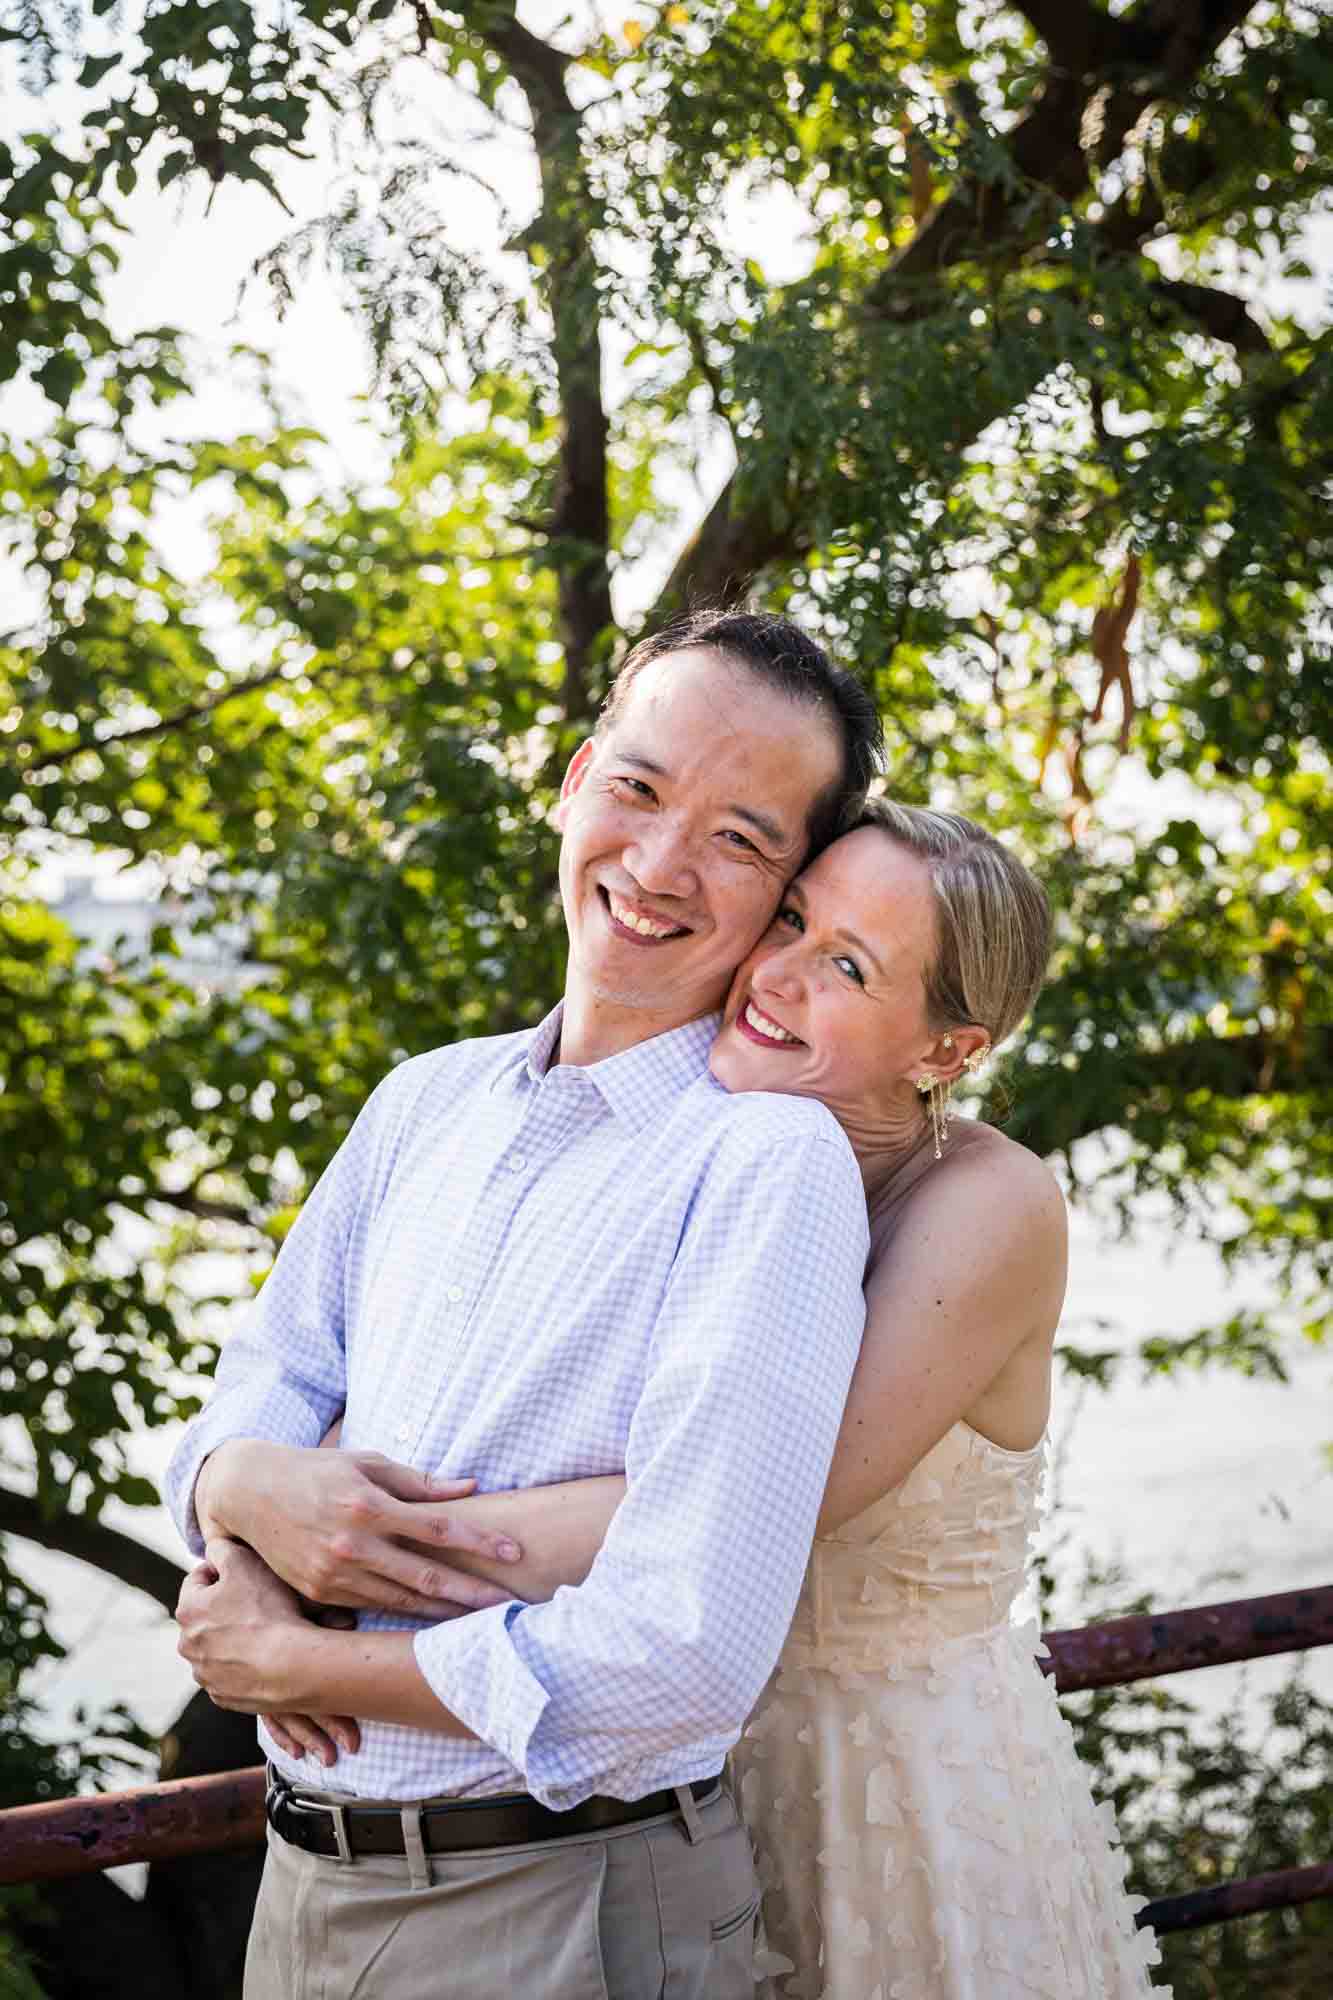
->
xmin=731 ymin=1417 xmax=1167 ymax=1998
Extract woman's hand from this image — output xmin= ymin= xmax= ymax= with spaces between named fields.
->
xmin=261 ymin=1599 xmax=360 ymax=1769
xmin=194 ymin=1440 xmax=524 ymax=1617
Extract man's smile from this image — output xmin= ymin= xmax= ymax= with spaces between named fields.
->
xmin=599 ymin=886 xmax=693 ymax=943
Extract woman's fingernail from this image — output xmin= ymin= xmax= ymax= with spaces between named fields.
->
xmin=498 ymin=1540 xmax=521 ymax=1561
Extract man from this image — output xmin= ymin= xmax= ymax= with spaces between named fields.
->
xmin=170 ymin=609 xmax=883 ymax=1999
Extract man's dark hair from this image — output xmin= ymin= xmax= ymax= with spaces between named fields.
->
xmin=598 ymin=607 xmax=884 ymax=856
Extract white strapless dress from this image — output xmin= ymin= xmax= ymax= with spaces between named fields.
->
xmin=732 ymin=1421 xmax=1167 ymax=1998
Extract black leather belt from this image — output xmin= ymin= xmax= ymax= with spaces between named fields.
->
xmin=265 ymin=1768 xmax=721 ymax=1861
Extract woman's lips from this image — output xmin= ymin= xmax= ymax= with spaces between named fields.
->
xmin=735 ymin=998 xmax=804 ymax=1049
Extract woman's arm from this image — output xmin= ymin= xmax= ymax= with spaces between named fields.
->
xmin=303 ymin=1145 xmax=1063 ymax=1589
xmin=315 ymin=1417 xmax=625 ymax=1605
xmin=406 ymin=1477 xmax=627 ymax=1601
xmin=817 ymin=1140 xmax=1067 ymax=1533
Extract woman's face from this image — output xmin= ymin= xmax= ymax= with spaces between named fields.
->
xmin=708 ymin=826 xmax=947 ymax=1133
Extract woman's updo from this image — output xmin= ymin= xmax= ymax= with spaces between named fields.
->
xmin=855 ymin=800 xmax=1051 ymax=1047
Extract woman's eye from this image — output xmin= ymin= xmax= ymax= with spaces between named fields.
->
xmin=834 ymin=955 xmax=864 ymax=986
xmin=776 ymin=906 xmax=803 ymax=931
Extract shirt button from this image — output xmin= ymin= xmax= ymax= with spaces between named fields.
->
xmin=395 ymin=1425 xmax=411 ymax=1444
xmin=446 ymin=1284 xmax=463 ymax=1303
xmin=508 ymin=1153 xmax=527 ymax=1172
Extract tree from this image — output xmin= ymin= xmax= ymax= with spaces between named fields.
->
xmin=1 ymin=1 xmax=1330 ymax=1990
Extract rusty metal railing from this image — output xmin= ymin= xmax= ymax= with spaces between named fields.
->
xmin=1 ymin=1581 xmax=1331 ymax=1939
xmin=1039 ymin=1581 xmax=1333 ymax=1693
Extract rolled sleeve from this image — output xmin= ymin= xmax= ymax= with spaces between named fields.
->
xmin=416 ymin=1115 xmax=868 ymax=1807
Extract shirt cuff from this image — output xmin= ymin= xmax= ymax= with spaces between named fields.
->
xmin=414 ymin=1605 xmax=552 ymax=1791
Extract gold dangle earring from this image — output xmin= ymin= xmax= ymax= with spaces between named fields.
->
xmin=915 ymin=1073 xmax=952 ymax=1160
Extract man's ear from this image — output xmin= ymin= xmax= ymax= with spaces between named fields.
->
xmin=554 ymin=738 xmax=597 ymax=830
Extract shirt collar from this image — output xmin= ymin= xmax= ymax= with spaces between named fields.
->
xmin=498 ymin=1001 xmax=721 ymax=1133
xmin=580 ymin=1011 xmax=721 ymax=1132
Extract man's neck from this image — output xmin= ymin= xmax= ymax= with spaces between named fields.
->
xmin=555 ymin=988 xmax=721 ymax=1069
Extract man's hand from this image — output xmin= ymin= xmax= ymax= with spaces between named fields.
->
xmin=195 ymin=1439 xmax=523 ymax=1616
xmin=179 ymin=1542 xmax=473 ymax=1739
xmin=263 ymin=1708 xmax=361 ymax=1768
xmin=177 ymin=1540 xmax=309 ymax=1712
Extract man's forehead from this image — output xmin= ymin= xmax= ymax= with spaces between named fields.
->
xmin=607 ymin=650 xmax=833 ymax=756
xmin=612 ymin=658 xmax=837 ymax=822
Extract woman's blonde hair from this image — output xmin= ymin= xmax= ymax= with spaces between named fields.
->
xmin=856 ymin=800 xmax=1051 ymax=1047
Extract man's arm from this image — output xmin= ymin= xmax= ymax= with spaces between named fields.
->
xmin=181 ymin=1120 xmax=865 ymax=1768
xmin=164 ymin=1058 xmax=525 ymax=1617
xmin=407 ymin=1113 xmax=868 ymax=1807
xmin=177 ymin=1540 xmax=477 ymax=1736
xmin=163 ymin=1068 xmax=402 ymax=1554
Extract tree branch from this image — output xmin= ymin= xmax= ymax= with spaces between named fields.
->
xmin=655 ymin=0 xmax=1271 ymax=614
xmin=19 ymin=665 xmax=293 ymax=772
xmin=1147 ymin=277 xmax=1273 ymax=356
xmin=1007 ymin=0 xmax=1127 ymax=78
xmin=656 ymin=471 xmax=807 ymax=618
xmin=1 ymin=1488 xmax=185 ymax=1614
xmin=464 ymin=2 xmax=612 ymax=717
xmin=146 ymin=1187 xmax=258 ymax=1228
xmin=1005 ymin=1026 xmax=1333 ymax=1159
xmin=467 ymin=5 xmax=569 ymax=111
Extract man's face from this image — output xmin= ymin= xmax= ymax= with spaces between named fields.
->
xmin=556 ymin=648 xmax=844 ymax=1037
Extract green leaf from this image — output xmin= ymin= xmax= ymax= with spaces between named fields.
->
xmin=77 ymin=53 xmax=121 ymax=89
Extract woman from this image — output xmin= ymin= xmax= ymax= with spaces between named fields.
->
xmin=268 ymin=802 xmax=1165 ymax=1999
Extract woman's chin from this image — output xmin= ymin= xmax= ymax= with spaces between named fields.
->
xmin=709 ymin=1031 xmax=792 ymax=1097
xmin=708 ymin=1033 xmax=754 ymax=1094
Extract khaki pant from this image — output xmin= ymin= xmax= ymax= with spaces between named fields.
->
xmin=244 ymin=1784 xmax=760 ymax=2000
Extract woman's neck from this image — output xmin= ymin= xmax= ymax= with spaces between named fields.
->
xmin=835 ymin=1103 xmax=937 ymax=1206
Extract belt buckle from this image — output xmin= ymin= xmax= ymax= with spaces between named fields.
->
xmin=283 ymin=1785 xmax=355 ymax=1864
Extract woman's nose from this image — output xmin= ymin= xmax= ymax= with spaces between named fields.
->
xmin=753 ymin=942 xmax=806 ymax=1001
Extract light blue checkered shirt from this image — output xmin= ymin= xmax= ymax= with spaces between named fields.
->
xmin=165 ymin=1005 xmax=868 ymax=1807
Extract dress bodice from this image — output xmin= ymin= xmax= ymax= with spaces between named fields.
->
xmin=780 ymin=1420 xmax=1047 ymax=1674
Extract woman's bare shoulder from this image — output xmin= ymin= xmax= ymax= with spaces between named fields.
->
xmin=944 ymin=1120 xmax=1064 ymax=1209
xmin=870 ymin=1121 xmax=1066 ymax=1281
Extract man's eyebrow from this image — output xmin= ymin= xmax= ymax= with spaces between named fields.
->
xmin=730 ymin=802 xmax=788 ymax=849
xmin=616 ymin=750 xmax=788 ymax=850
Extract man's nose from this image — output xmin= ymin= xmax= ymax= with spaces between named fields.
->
xmin=624 ymin=818 xmax=698 ymax=897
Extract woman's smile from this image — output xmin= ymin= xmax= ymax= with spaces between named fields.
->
xmin=736 ymin=999 xmax=805 ymax=1048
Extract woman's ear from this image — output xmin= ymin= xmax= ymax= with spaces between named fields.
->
xmin=918 ymin=1023 xmax=991 ymax=1087
xmin=553 ymin=738 xmax=597 ymax=830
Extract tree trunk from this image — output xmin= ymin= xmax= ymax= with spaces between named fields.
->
xmin=143 ymin=1693 xmax=267 ymax=2000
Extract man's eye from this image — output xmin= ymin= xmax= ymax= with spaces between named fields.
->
xmin=776 ymin=906 xmax=804 ymax=932
xmin=614 ymin=776 xmax=655 ymax=799
xmin=721 ymin=829 xmax=759 ymax=851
